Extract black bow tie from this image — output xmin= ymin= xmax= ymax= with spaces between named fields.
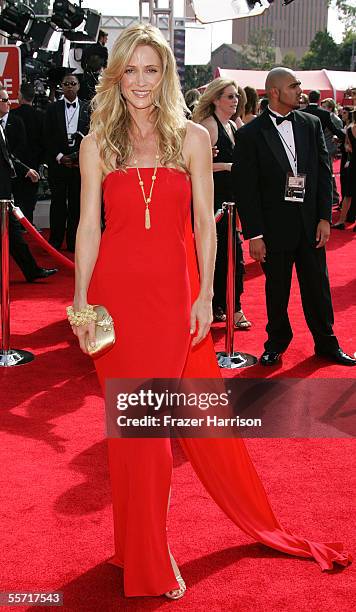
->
xmin=269 ymin=110 xmax=294 ymax=125
xmin=66 ymin=102 xmax=76 ymax=108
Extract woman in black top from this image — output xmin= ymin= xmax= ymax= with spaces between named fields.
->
xmin=333 ymin=108 xmax=355 ymax=230
xmin=193 ymin=78 xmax=251 ymax=329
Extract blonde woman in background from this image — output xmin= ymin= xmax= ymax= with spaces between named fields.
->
xmin=193 ymin=78 xmax=251 ymax=329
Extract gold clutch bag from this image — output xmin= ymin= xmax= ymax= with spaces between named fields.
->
xmin=86 ymin=305 xmax=115 ymax=358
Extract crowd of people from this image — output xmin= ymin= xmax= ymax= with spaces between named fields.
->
xmin=186 ymin=83 xmax=356 ymax=236
xmin=184 ymin=80 xmax=356 ymax=346
xmin=0 ymin=31 xmax=110 ymax=282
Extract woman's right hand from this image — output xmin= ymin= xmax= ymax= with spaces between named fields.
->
xmin=71 ymin=321 xmax=96 ymax=354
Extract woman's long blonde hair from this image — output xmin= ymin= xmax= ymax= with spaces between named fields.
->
xmin=90 ymin=23 xmax=187 ymax=172
xmin=192 ymin=78 xmax=238 ymax=124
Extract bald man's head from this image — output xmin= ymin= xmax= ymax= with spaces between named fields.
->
xmin=265 ymin=67 xmax=302 ymax=115
xmin=265 ymin=67 xmax=296 ymax=94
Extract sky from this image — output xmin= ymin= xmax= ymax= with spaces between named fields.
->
xmin=49 ymin=0 xmax=347 ymax=62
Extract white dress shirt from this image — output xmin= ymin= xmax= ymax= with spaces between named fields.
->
xmin=1 ymin=112 xmax=9 ymax=129
xmin=250 ymin=107 xmax=297 ymax=241
xmin=267 ymin=105 xmax=297 ymax=175
xmin=56 ymin=97 xmax=80 ymax=163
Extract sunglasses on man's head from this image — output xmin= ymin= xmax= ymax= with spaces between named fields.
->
xmin=62 ymin=81 xmax=78 ymax=87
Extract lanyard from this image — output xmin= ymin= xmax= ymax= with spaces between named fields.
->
xmin=276 ymin=128 xmax=298 ymax=175
xmin=65 ymin=104 xmax=79 ymax=132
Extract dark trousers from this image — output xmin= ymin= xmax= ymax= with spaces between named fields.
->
xmin=213 ymin=213 xmax=244 ymax=313
xmin=8 ymin=212 xmax=39 ymax=280
xmin=329 ymin=155 xmax=340 ymax=204
xmin=48 ymin=167 xmax=81 ymax=251
xmin=261 ymin=232 xmax=339 ymax=354
xmin=11 ymin=176 xmax=39 ymax=224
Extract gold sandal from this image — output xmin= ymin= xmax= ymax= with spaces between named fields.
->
xmin=234 ymin=310 xmax=252 ymax=330
xmin=165 ymin=548 xmax=186 ymax=600
xmin=165 ymin=576 xmax=186 ymax=600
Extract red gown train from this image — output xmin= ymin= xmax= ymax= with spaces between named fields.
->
xmin=88 ymin=167 xmax=351 ymax=597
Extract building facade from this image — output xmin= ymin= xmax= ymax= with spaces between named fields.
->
xmin=232 ymin=0 xmax=328 ymax=60
xmin=211 ymin=43 xmax=282 ymax=74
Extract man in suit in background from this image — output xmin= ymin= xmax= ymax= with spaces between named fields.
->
xmin=232 ymin=67 xmax=355 ymax=367
xmin=11 ymin=82 xmax=44 ymax=223
xmin=44 ymin=73 xmax=90 ymax=252
xmin=302 ymin=90 xmax=344 ymax=138
xmin=0 ymin=88 xmax=57 ymax=282
xmin=302 ymin=90 xmax=344 ymax=206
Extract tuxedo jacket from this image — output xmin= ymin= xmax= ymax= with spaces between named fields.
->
xmin=43 ymin=99 xmax=90 ymax=174
xmin=4 ymin=112 xmax=27 ymax=161
xmin=11 ymin=104 xmax=44 ymax=168
xmin=231 ymin=109 xmax=332 ymax=251
xmin=0 ymin=127 xmax=29 ymax=199
xmin=302 ymin=104 xmax=344 ymax=140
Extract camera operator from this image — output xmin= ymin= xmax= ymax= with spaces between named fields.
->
xmin=81 ymin=29 xmax=108 ymax=72
xmin=43 ymin=73 xmax=90 ymax=252
xmin=79 ymin=54 xmax=102 ymax=102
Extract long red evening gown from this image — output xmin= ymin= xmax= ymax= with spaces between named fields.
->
xmin=88 ymin=167 xmax=351 ymax=597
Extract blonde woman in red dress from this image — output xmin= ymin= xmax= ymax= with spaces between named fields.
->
xmin=68 ymin=24 xmax=351 ymax=600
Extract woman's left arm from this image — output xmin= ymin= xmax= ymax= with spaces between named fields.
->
xmin=185 ymin=121 xmax=216 ymax=346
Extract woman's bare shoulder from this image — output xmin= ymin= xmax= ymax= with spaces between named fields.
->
xmin=81 ymin=132 xmax=100 ymax=156
xmin=183 ymin=121 xmax=212 ymax=171
xmin=80 ymin=133 xmax=104 ymax=177
xmin=198 ymin=116 xmax=216 ymax=131
xmin=185 ymin=120 xmax=212 ymax=144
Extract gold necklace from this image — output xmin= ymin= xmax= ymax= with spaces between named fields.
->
xmin=134 ymin=152 xmax=160 ymax=230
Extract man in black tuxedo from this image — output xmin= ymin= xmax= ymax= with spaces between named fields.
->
xmin=302 ymin=90 xmax=344 ymax=206
xmin=44 ymin=73 xmax=90 ymax=252
xmin=0 ymin=89 xmax=57 ymax=282
xmin=11 ymin=82 xmax=44 ymax=223
xmin=232 ymin=67 xmax=355 ymax=366
xmin=302 ymin=90 xmax=344 ymax=138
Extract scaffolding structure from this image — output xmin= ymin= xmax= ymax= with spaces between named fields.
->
xmin=138 ymin=0 xmax=175 ymax=49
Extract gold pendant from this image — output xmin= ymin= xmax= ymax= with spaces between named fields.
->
xmin=145 ymin=207 xmax=151 ymax=230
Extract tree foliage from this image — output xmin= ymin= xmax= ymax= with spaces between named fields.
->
xmin=185 ymin=63 xmax=213 ymax=92
xmin=338 ymin=30 xmax=356 ymax=70
xmin=281 ymin=52 xmax=300 ymax=70
xmin=241 ymin=28 xmax=276 ymax=70
xmin=300 ymin=30 xmax=340 ymax=69
xmin=13 ymin=0 xmax=51 ymax=13
xmin=30 ymin=0 xmax=51 ymax=13
xmin=300 ymin=27 xmax=356 ymax=70
xmin=334 ymin=0 xmax=356 ymax=30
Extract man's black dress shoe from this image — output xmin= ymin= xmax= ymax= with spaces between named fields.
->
xmin=315 ymin=348 xmax=356 ymax=366
xmin=260 ymin=351 xmax=282 ymax=366
xmin=26 ymin=268 xmax=58 ymax=283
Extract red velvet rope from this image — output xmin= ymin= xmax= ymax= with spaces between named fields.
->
xmin=11 ymin=205 xmax=75 ymax=270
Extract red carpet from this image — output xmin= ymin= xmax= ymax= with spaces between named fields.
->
xmin=1 ymin=218 xmax=355 ymax=610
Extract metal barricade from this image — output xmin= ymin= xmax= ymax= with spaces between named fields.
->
xmin=0 ymin=199 xmax=34 ymax=367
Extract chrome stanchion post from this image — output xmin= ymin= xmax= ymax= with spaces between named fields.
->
xmin=1 ymin=199 xmax=10 ymax=353
xmin=0 ymin=199 xmax=34 ymax=367
xmin=216 ymin=202 xmax=257 ymax=369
